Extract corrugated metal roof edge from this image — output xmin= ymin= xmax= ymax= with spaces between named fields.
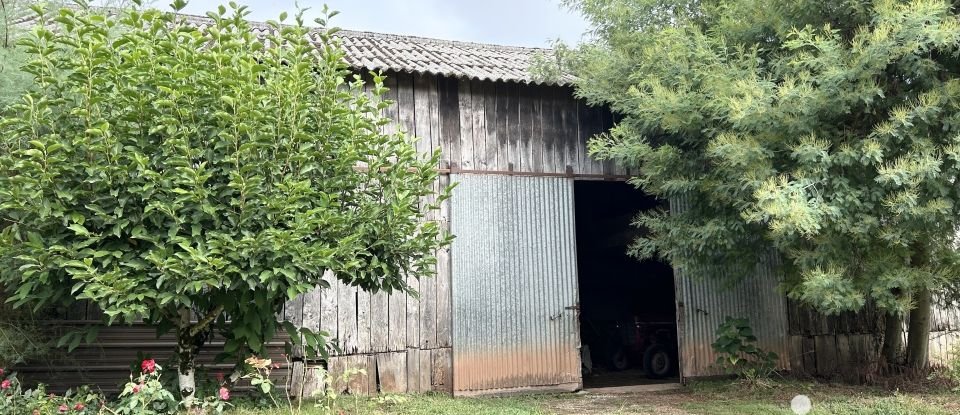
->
xmin=16 ymin=6 xmax=577 ymax=86
xmin=184 ymin=13 xmax=577 ymax=86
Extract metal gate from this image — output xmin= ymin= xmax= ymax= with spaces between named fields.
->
xmin=670 ymin=196 xmax=792 ymax=379
xmin=450 ymin=174 xmax=581 ymax=395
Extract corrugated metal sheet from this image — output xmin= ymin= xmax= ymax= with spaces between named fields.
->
xmin=450 ymin=174 xmax=581 ymax=395
xmin=671 ymin=196 xmax=792 ymax=378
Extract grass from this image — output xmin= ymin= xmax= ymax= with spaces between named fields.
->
xmin=222 ymin=379 xmax=960 ymax=415
xmin=226 ymin=393 xmax=549 ymax=415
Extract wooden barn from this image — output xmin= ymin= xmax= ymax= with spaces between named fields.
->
xmin=18 ymin=14 xmax=960 ymax=398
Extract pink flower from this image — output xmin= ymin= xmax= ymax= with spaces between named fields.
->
xmin=218 ymin=386 xmax=230 ymax=401
xmin=58 ymin=404 xmax=68 ymax=413
xmin=140 ymin=358 xmax=156 ymax=374
xmin=0 ymin=379 xmax=10 ymax=389
xmin=132 ymin=383 xmax=142 ymax=393
xmin=272 ymin=362 xmax=281 ymax=369
xmin=0 ymin=368 xmax=4 ymax=376
xmin=74 ymin=402 xmax=85 ymax=411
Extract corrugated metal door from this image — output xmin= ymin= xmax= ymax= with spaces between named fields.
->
xmin=450 ymin=174 xmax=581 ymax=396
xmin=671 ymin=196 xmax=792 ymax=378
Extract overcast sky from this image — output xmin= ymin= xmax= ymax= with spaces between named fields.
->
xmin=174 ymin=0 xmax=589 ymax=47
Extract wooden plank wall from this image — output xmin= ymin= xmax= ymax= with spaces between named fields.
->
xmin=287 ymin=72 xmax=615 ymax=396
xmin=785 ymin=298 xmax=960 ymax=379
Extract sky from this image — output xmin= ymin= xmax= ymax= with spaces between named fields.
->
xmin=174 ymin=0 xmax=590 ymax=48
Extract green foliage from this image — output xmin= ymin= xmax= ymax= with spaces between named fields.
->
xmin=564 ymin=0 xmax=960 ymax=316
xmin=711 ymin=316 xmax=779 ymax=382
xmin=0 ymin=0 xmax=448 ymax=370
xmin=0 ymin=0 xmax=40 ymax=107
xmin=0 ymin=375 xmax=102 ymax=415
xmin=0 ymin=302 xmax=49 ymax=367
xmin=115 ymin=362 xmax=179 ymax=415
xmin=310 ymin=366 xmax=368 ymax=415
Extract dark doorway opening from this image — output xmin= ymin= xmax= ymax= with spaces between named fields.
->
xmin=574 ymin=180 xmax=679 ymax=389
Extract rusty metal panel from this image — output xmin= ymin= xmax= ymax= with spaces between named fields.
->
xmin=671 ymin=195 xmax=792 ymax=378
xmin=450 ymin=174 xmax=581 ymax=395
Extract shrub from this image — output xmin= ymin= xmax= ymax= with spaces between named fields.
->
xmin=0 ymin=369 xmax=103 ymax=415
xmin=712 ymin=316 xmax=779 ymax=383
xmin=0 ymin=0 xmax=448 ymax=403
xmin=0 ymin=303 xmax=49 ymax=368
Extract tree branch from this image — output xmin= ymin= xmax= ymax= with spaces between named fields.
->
xmin=189 ymin=304 xmax=224 ymax=337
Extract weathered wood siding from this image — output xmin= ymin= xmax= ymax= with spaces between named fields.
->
xmin=786 ymin=299 xmax=960 ymax=379
xmin=285 ymin=72 xmax=615 ymax=396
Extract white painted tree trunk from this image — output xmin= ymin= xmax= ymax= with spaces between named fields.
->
xmin=177 ymin=308 xmax=197 ymax=407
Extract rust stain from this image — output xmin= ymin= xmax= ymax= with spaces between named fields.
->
xmin=454 ymin=347 xmax=580 ymax=392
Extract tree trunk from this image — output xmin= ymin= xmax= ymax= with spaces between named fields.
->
xmin=906 ymin=287 xmax=931 ymax=369
xmin=881 ymin=312 xmax=902 ymax=365
xmin=176 ymin=308 xmax=197 ymax=406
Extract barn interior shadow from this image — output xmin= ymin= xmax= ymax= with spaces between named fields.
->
xmin=574 ymin=180 xmax=680 ymax=388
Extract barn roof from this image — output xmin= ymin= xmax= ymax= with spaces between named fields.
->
xmin=13 ymin=7 xmax=573 ymax=86
xmin=179 ymin=14 xmax=575 ymax=86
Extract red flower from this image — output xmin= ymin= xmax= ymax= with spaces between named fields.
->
xmin=218 ymin=386 xmax=230 ymax=401
xmin=215 ymin=372 xmax=225 ymax=382
xmin=74 ymin=402 xmax=85 ymax=411
xmin=140 ymin=358 xmax=156 ymax=374
xmin=0 ymin=379 xmax=10 ymax=389
xmin=58 ymin=404 xmax=68 ymax=413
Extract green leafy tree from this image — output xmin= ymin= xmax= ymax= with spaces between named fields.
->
xmin=562 ymin=0 xmax=960 ymax=369
xmin=0 ymin=0 xmax=39 ymax=107
xmin=0 ymin=1 xmax=448 ymax=403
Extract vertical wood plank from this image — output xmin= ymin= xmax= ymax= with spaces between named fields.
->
xmin=483 ymin=82 xmax=499 ymax=170
xmin=419 ymin=74 xmax=440 ymax=351
xmin=471 ymin=80 xmax=488 ymax=171
xmin=357 ymin=289 xmax=371 ymax=353
xmin=283 ymin=294 xmax=304 ymax=357
xmin=337 ymin=281 xmax=358 ymax=354
xmin=395 ymin=73 xmax=419 ymax=351
xmin=506 ymin=83 xmax=521 ymax=171
xmin=560 ymin=88 xmax=579 ymax=174
xmin=288 ymin=361 xmax=306 ymax=398
xmin=371 ymin=291 xmax=389 ymax=353
xmin=495 ymin=83 xmax=511 ymax=171
xmin=418 ymin=348 xmax=432 ymax=392
xmin=458 ymin=79 xmax=475 ymax=170
xmin=301 ymin=287 xmax=322 ymax=355
xmin=431 ymin=348 xmax=453 ymax=393
xmin=577 ymin=100 xmax=596 ymax=175
xmin=519 ymin=85 xmax=538 ymax=173
xmin=428 ymin=74 xmax=442 ymax=168
xmin=376 ymin=351 xmax=408 ymax=393
xmin=436 ymin=174 xmax=452 ymax=348
xmin=438 ymin=76 xmax=461 ymax=169
xmin=319 ymin=270 xmax=338 ymax=346
xmin=406 ymin=348 xmax=422 ymax=393
xmin=386 ymin=288 xmax=406 ymax=352
xmin=382 ymin=72 xmax=399 ymax=129
xmin=540 ymin=87 xmax=559 ymax=173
